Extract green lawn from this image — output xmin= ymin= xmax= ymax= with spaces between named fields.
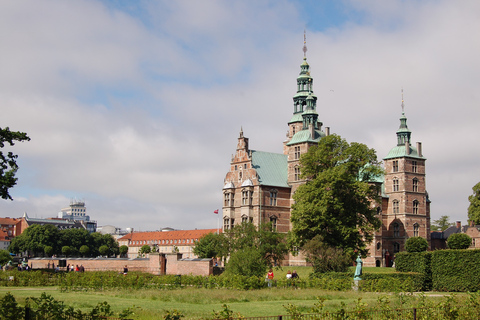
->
xmin=0 ymin=285 xmax=452 ymax=320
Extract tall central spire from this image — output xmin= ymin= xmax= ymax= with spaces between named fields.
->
xmin=396 ymin=90 xmax=412 ymax=146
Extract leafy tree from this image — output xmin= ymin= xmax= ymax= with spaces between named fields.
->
xmin=119 ymin=245 xmax=129 ymax=257
xmin=193 ymin=232 xmax=225 ymax=259
xmin=9 ymin=224 xmax=60 ymax=256
xmin=225 ymin=247 xmax=267 ymax=277
xmin=405 ymin=236 xmax=428 ymax=252
xmin=44 ymin=246 xmax=53 ymax=257
xmin=140 ymin=245 xmax=151 ymax=255
xmin=99 ymin=245 xmax=110 ymax=257
xmin=91 ymin=233 xmax=119 ymax=257
xmin=447 ymin=233 xmax=472 ymax=249
xmin=289 ymin=134 xmax=383 ymax=256
xmin=303 ymin=235 xmax=352 ymax=273
xmin=60 ymin=228 xmax=91 ymax=253
xmin=62 ymin=246 xmax=72 ymax=257
xmin=431 ymin=215 xmax=454 ymax=231
xmin=0 ymin=127 xmax=30 ymax=200
xmin=0 ymin=249 xmax=12 ymax=266
xmin=468 ymin=182 xmax=480 ymax=225
xmin=223 ymin=222 xmax=288 ymax=276
xmin=79 ymin=245 xmax=90 ymax=257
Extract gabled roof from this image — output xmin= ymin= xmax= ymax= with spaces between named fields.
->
xmin=251 ymin=150 xmax=289 ymax=187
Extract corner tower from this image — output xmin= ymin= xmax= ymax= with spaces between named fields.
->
xmin=382 ymin=94 xmax=431 ymax=258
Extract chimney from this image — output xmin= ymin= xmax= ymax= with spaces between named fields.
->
xmin=405 ymin=141 xmax=410 ymax=155
xmin=325 ymin=127 xmax=330 ymax=136
xmin=417 ymin=142 xmax=422 ymax=157
xmin=456 ymin=221 xmax=461 ymax=229
xmin=309 ymin=123 xmax=315 ymax=138
xmin=470 ymin=220 xmax=475 ymax=227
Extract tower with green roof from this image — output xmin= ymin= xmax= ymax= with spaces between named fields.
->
xmin=380 ymin=97 xmax=431 ymax=263
xmin=283 ymin=55 xmax=327 ymax=194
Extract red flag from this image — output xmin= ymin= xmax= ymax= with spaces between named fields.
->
xmin=214 ymin=209 xmax=219 ymax=214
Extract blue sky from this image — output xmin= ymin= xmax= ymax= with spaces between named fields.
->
xmin=1 ymin=0 xmax=479 ymax=231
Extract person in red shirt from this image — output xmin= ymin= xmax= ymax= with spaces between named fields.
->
xmin=267 ymin=269 xmax=274 ymax=287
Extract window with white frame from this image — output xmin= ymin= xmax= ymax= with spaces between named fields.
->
xmin=413 ymin=178 xmax=418 ymax=192
xmin=294 ymin=146 xmax=301 ymax=160
xmin=393 ymin=178 xmax=399 ymax=191
xmin=413 ymin=200 xmax=419 ymax=214
xmin=393 ymin=200 xmax=399 ymax=214
xmin=393 ymin=160 xmax=399 ymax=172
xmin=412 ymin=160 xmax=417 ymax=173
xmin=294 ymin=167 xmax=300 ymax=181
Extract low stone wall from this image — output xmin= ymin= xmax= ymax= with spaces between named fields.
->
xmin=29 ymin=253 xmax=212 ymax=276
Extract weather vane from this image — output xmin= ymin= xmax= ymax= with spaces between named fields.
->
xmin=303 ymin=29 xmax=307 ymax=57
xmin=401 ymin=88 xmax=405 ymax=113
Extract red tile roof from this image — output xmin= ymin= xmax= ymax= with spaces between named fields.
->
xmin=0 ymin=218 xmax=20 ymax=225
xmin=118 ymin=228 xmax=221 ymax=247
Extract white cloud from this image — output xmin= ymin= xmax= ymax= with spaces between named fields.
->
xmin=0 ymin=0 xmax=479 ymax=230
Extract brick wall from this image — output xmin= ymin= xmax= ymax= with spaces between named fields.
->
xmin=29 ymin=253 xmax=212 ymax=276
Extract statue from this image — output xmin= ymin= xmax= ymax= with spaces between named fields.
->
xmin=354 ymin=255 xmax=362 ymax=281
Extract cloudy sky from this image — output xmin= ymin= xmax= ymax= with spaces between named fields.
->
xmin=1 ymin=0 xmax=479 ymax=231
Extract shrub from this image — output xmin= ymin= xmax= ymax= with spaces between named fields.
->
xmin=303 ymin=236 xmax=352 ymax=274
xmin=447 ymin=233 xmax=472 ymax=249
xmin=225 ymin=247 xmax=268 ymax=277
xmin=395 ymin=251 xmax=432 ymax=290
xmin=405 ymin=236 xmax=428 ymax=252
xmin=431 ymin=249 xmax=480 ymax=292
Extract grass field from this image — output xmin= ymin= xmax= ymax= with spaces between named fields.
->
xmin=0 ymin=267 xmax=443 ymax=319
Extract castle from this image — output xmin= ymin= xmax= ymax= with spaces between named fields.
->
xmin=222 ymin=51 xmax=430 ymax=267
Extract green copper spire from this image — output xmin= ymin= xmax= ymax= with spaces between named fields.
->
xmin=396 ymin=92 xmax=411 ymax=146
xmin=290 ymin=32 xmax=317 ymax=123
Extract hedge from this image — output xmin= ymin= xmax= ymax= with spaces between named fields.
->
xmin=0 ymin=270 xmax=421 ymax=292
xmin=431 ymin=249 xmax=480 ymax=292
xmin=395 ymin=251 xmax=432 ymax=290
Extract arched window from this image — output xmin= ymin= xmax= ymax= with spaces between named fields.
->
xmin=393 ymin=178 xmax=399 ymax=191
xmin=393 ymin=223 xmax=400 ymax=238
xmin=413 ymin=178 xmax=418 ymax=192
xmin=413 ymin=223 xmax=419 ymax=237
xmin=413 ymin=200 xmax=419 ymax=214
xmin=294 ymin=166 xmax=301 ymax=181
xmin=269 ymin=190 xmax=277 ymax=206
xmin=393 ymin=200 xmax=399 ymax=214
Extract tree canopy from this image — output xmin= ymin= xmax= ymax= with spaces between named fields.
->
xmin=430 ymin=215 xmax=454 ymax=232
xmin=447 ymin=233 xmax=472 ymax=249
xmin=9 ymin=226 xmax=118 ymax=257
xmin=0 ymin=127 xmax=30 ymax=200
xmin=193 ymin=223 xmax=288 ymax=277
xmin=405 ymin=236 xmax=429 ymax=252
xmin=289 ymin=134 xmax=383 ymax=256
xmin=468 ymin=182 xmax=480 ymax=225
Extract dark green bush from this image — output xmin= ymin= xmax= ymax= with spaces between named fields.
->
xmin=405 ymin=236 xmax=429 ymax=252
xmin=395 ymin=251 xmax=432 ymax=290
xmin=431 ymin=249 xmax=480 ymax=292
xmin=447 ymin=233 xmax=472 ymax=249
